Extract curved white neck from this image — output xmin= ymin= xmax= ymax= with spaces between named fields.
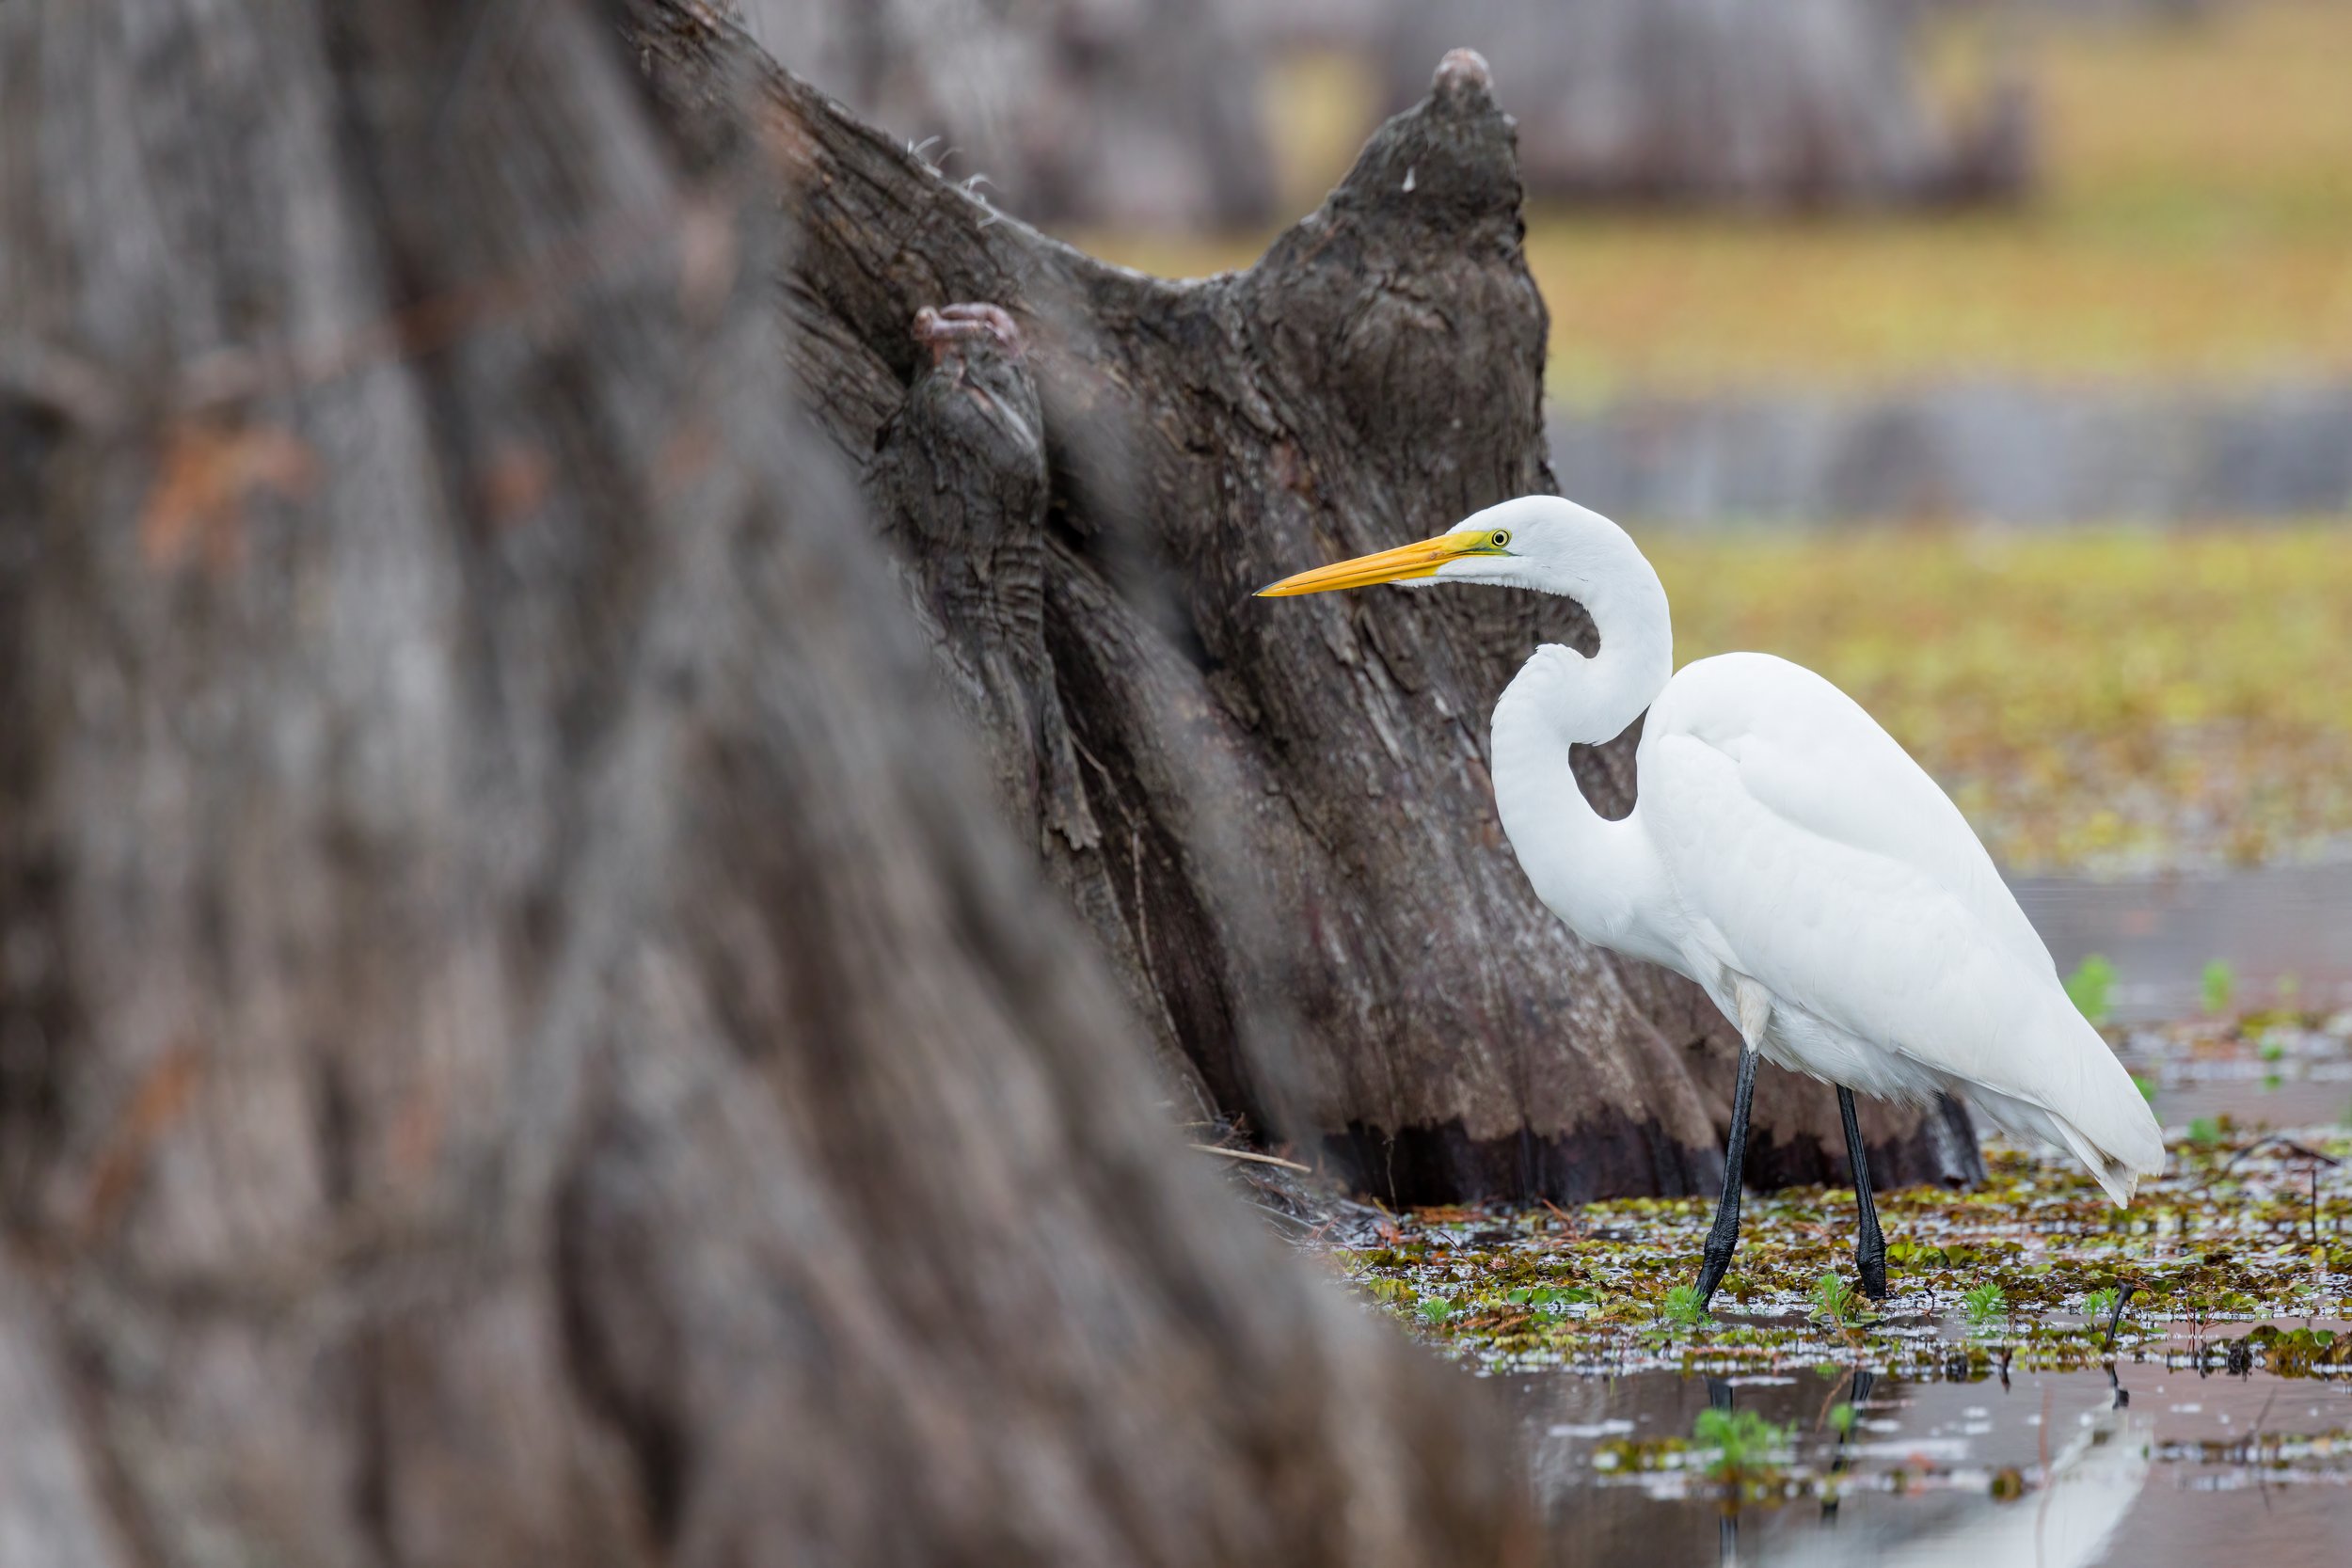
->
xmin=1488 ymin=561 xmax=1675 ymax=956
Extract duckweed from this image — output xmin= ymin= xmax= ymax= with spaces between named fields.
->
xmin=1317 ymin=1117 xmax=2352 ymax=1380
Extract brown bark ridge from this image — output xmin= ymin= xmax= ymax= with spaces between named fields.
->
xmin=626 ymin=3 xmax=1984 ymax=1203
xmin=0 ymin=1 xmax=1527 ymax=1562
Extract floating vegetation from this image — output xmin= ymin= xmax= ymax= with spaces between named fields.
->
xmin=2117 ymin=1006 xmax=2352 ymax=1117
xmin=1648 ymin=529 xmax=2352 ymax=875
xmin=1221 ymin=1010 xmax=2352 ymax=1557
xmin=1314 ymin=1022 xmax=2352 ymax=1381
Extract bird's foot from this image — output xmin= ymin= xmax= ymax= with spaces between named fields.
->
xmin=1857 ymin=1250 xmax=1888 ymax=1302
xmin=1693 ymin=1239 xmax=1738 ymax=1309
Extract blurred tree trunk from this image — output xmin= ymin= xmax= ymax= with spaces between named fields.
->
xmin=1377 ymin=0 xmax=2030 ymax=208
xmin=0 ymin=2 xmax=1526 ymax=1563
xmin=626 ymin=6 xmax=1983 ymax=1201
xmin=724 ymin=0 xmax=1279 ymax=228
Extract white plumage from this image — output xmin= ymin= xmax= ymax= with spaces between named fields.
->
xmin=1261 ymin=494 xmax=2164 ymax=1296
xmin=1636 ymin=653 xmax=2163 ymax=1202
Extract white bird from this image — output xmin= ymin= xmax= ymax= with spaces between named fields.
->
xmin=1259 ymin=495 xmax=2164 ymax=1303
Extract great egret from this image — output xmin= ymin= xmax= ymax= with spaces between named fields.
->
xmin=1259 ymin=495 xmax=2164 ymax=1303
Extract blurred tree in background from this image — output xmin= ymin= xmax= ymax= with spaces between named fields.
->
xmin=725 ymin=0 xmax=2033 ymax=228
xmin=727 ymin=0 xmax=1279 ymax=226
xmin=1373 ymin=0 xmax=2031 ymax=207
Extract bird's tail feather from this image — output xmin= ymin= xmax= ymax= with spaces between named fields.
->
xmin=2051 ymin=1011 xmax=2168 ymax=1205
xmin=1969 ymin=1013 xmax=2166 ymax=1207
xmin=2051 ymin=1117 xmax=2153 ymax=1207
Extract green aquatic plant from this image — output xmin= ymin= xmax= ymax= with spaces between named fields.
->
xmin=1323 ymin=1101 xmax=2352 ymax=1378
xmin=1828 ymin=1402 xmax=1857 ymax=1438
xmin=1809 ymin=1270 xmax=1863 ymax=1327
xmin=2189 ymin=1116 xmax=2223 ymax=1148
xmin=1693 ymin=1407 xmax=1792 ymax=1483
xmin=1962 ymin=1280 xmax=2008 ymax=1335
xmin=1659 ymin=1283 xmax=1708 ymax=1329
xmin=2202 ymin=958 xmax=2236 ymax=1016
xmin=2065 ymin=955 xmax=2117 ymax=1025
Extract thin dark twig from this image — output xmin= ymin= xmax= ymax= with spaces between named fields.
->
xmin=2226 ymin=1135 xmax=2342 ymax=1171
xmin=2188 ymin=1132 xmax=2339 ymax=1206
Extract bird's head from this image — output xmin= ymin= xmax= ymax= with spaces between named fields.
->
xmin=1254 ymin=495 xmax=1631 ymax=601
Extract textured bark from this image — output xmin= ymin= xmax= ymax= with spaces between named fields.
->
xmin=624 ymin=6 xmax=1984 ymax=1202
xmin=0 ymin=2 xmax=1525 ymax=1562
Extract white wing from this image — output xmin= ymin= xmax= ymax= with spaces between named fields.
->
xmin=1639 ymin=653 xmax=2162 ymax=1193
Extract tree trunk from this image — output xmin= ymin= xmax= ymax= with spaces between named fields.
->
xmin=1378 ymin=0 xmax=2031 ymax=209
xmin=625 ymin=5 xmax=1985 ymax=1202
xmin=725 ymin=0 xmax=1279 ymax=228
xmin=0 ymin=2 xmax=1526 ymax=1562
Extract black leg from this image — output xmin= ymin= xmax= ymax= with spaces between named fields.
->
xmin=1694 ymin=1048 xmax=1759 ymax=1307
xmin=2102 ymin=1283 xmax=2139 ymax=1353
xmin=1838 ymin=1085 xmax=1887 ymax=1300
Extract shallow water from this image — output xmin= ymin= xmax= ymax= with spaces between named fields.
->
xmin=1518 ymin=1354 xmax=2352 ymax=1568
xmin=1311 ymin=864 xmax=2352 ymax=1560
xmin=2015 ymin=859 xmax=2352 ymax=1025
xmin=1313 ymin=1033 xmax=2352 ymax=1565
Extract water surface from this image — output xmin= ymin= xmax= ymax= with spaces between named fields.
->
xmin=1521 ymin=1354 xmax=2352 ymax=1567
xmin=2016 ymin=859 xmax=2352 ymax=1025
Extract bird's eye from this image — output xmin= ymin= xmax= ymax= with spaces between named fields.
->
xmin=1490 ymin=530 xmax=1511 ymax=548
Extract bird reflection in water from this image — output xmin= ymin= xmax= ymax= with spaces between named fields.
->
xmin=1716 ymin=1366 xmax=2152 ymax=1568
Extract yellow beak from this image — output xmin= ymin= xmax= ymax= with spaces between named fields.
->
xmin=1255 ymin=529 xmax=1499 ymax=597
